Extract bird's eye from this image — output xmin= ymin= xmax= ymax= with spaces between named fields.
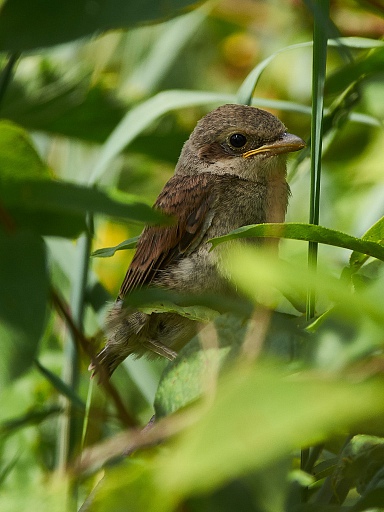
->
xmin=229 ymin=133 xmax=247 ymax=148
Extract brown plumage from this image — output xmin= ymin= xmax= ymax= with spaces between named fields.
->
xmin=90 ymin=104 xmax=305 ymax=378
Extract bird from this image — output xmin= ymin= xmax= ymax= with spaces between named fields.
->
xmin=90 ymin=104 xmax=305 ymax=378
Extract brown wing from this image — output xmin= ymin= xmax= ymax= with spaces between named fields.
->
xmin=118 ymin=173 xmax=217 ymax=298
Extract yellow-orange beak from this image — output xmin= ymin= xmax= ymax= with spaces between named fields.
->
xmin=243 ymin=132 xmax=305 ymax=159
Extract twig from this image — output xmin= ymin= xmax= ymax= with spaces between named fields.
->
xmin=50 ymin=287 xmax=137 ymax=428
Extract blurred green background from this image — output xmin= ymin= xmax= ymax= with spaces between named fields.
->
xmin=1 ymin=0 xmax=384 ymax=511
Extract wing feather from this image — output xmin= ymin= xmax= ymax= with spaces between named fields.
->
xmin=118 ymin=173 xmax=217 ymax=298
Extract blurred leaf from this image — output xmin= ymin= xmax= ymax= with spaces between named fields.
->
xmin=154 ymin=314 xmax=246 ymax=417
xmin=349 ymin=216 xmax=384 ymax=272
xmin=353 ymin=488 xmax=384 ymax=511
xmin=87 ymin=458 xmax=177 ymax=512
xmin=88 ymin=88 xmax=320 ymax=185
xmin=0 ymin=120 xmax=51 ymax=179
xmin=157 ymin=365 xmax=384 ymax=497
xmin=1 ymin=180 xmax=169 ymax=232
xmin=237 ymin=38 xmax=384 ymax=106
xmin=0 ymin=120 xmax=86 ymax=236
xmin=88 ymin=89 xmax=234 ymax=184
xmin=0 ymin=231 xmax=48 ymax=385
xmin=356 ymin=0 xmax=384 ymax=17
xmin=154 ymin=312 xmax=304 ymax=417
xmin=34 ymin=359 xmax=85 ymax=410
xmin=0 ymin=406 xmax=61 ymax=437
xmin=211 ymin=222 xmax=384 ymax=263
xmin=222 ymin=245 xmax=384 ymax=326
xmin=1 ymin=79 xmax=126 ymax=143
xmin=127 ymin=6 xmax=209 ymax=97
xmin=140 ymin=303 xmax=219 ymax=322
xmin=0 ymin=0 xmax=202 ymax=51
xmin=329 ymin=435 xmax=384 ymax=504
xmin=326 ymin=47 xmax=384 ymax=95
xmin=92 ymin=236 xmax=139 ymax=257
xmin=0 ymin=455 xmax=19 ymax=485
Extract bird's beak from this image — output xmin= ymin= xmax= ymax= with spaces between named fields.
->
xmin=243 ymin=133 xmax=305 ymax=159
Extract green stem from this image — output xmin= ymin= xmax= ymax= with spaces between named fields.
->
xmin=306 ymin=0 xmax=329 ymax=320
xmin=57 ymin=216 xmax=93 ymax=508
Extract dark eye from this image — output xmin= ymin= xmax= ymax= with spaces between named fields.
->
xmin=229 ymin=133 xmax=247 ymax=148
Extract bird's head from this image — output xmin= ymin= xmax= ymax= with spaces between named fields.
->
xmin=176 ymin=104 xmax=305 ymax=181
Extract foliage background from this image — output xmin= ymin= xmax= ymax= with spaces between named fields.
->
xmin=0 ymin=0 xmax=384 ymax=511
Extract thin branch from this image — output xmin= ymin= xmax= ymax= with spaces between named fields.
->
xmin=50 ymin=287 xmax=137 ymax=428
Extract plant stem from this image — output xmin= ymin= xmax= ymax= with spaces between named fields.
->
xmin=306 ymin=0 xmax=329 ymax=320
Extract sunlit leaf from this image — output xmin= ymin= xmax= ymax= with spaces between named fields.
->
xmin=0 ymin=120 xmax=50 ymax=180
xmin=349 ymin=216 xmax=384 ymax=272
xmin=92 ymin=237 xmax=139 ymax=258
xmin=222 ymin=245 xmax=384 ymax=326
xmin=210 ymin=223 xmax=384 ymax=263
xmin=158 ymin=365 xmax=384 ymax=496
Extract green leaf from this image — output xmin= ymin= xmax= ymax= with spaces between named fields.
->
xmin=0 ymin=120 xmax=85 ymax=236
xmin=0 ymin=231 xmax=48 ymax=385
xmin=154 ymin=314 xmax=247 ymax=417
xmin=88 ymin=89 xmax=319 ymax=185
xmin=210 ymin=223 xmax=384 ymax=263
xmin=237 ymin=37 xmax=384 ymax=106
xmin=157 ymin=365 xmax=384 ymax=497
xmin=92 ymin=237 xmax=139 ymax=258
xmin=140 ymin=303 xmax=219 ymax=323
xmin=34 ymin=359 xmax=85 ymax=410
xmin=349 ymin=216 xmax=384 ymax=271
xmin=1 ymin=79 xmax=126 ymax=144
xmin=326 ymin=46 xmax=384 ymax=95
xmin=1 ymin=180 xmax=169 ymax=234
xmin=0 ymin=406 xmax=61 ymax=437
xmin=88 ymin=90 xmax=234 ymax=184
xmin=0 ymin=0 xmax=201 ymax=51
xmin=0 ymin=120 xmax=51 ymax=180
xmin=222 ymin=245 xmax=384 ymax=326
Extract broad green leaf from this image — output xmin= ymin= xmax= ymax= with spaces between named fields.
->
xmin=210 ymin=223 xmax=384 ymax=263
xmin=222 ymin=245 xmax=384 ymax=326
xmin=349 ymin=216 xmax=384 ymax=271
xmin=1 ymin=79 xmax=126 ymax=144
xmin=154 ymin=312 xmax=304 ymax=417
xmin=88 ymin=459 xmax=177 ymax=512
xmin=0 ymin=231 xmax=48 ymax=385
xmin=0 ymin=0 xmax=201 ymax=51
xmin=154 ymin=314 xmax=245 ymax=417
xmin=157 ymin=365 xmax=384 ymax=496
xmin=92 ymin=237 xmax=139 ymax=257
xmin=1 ymin=179 xmax=168 ymax=225
xmin=0 ymin=121 xmax=85 ymax=236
